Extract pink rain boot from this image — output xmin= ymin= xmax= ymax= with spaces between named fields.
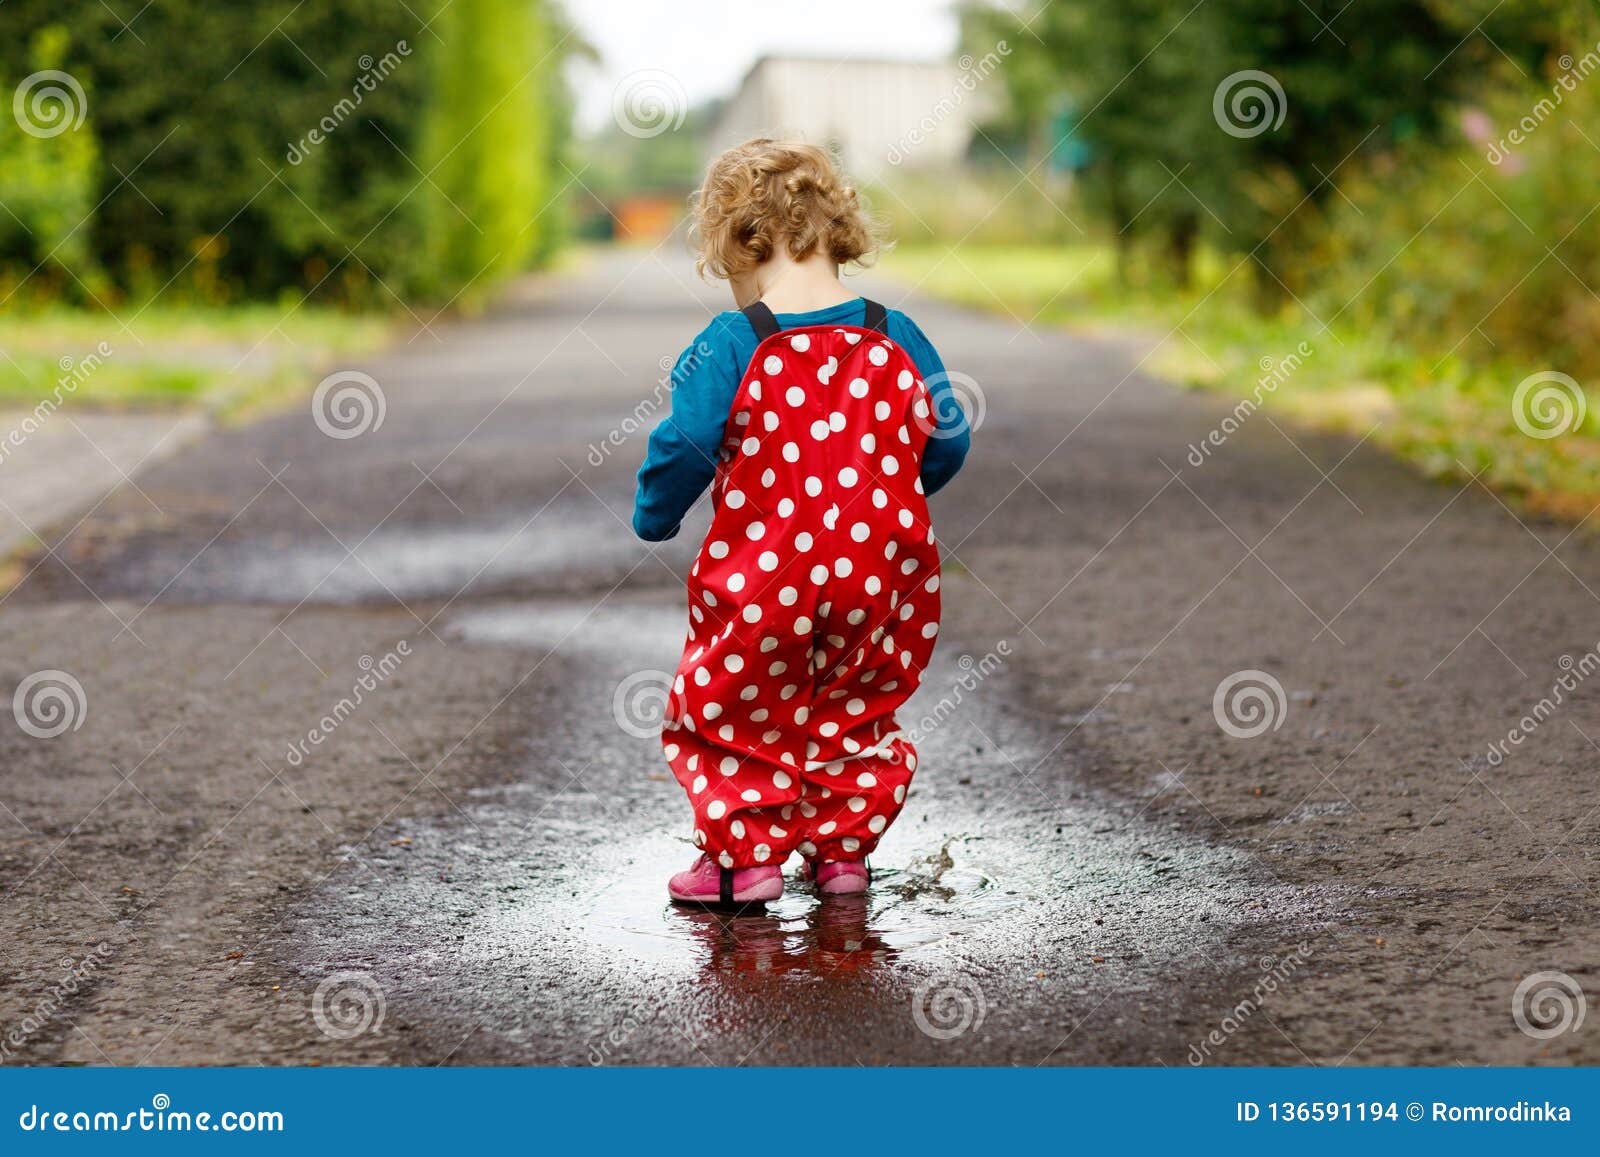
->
xmin=668 ymin=854 xmax=784 ymax=907
xmin=806 ymin=860 xmax=871 ymax=896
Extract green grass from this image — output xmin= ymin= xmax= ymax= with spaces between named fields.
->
xmin=881 ymin=243 xmax=1600 ymax=518
xmin=0 ymin=303 xmax=395 ymax=418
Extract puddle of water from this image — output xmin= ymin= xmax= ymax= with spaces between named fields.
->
xmin=280 ymin=594 xmax=1310 ymax=1063
xmin=127 ymin=508 xmax=653 ymax=604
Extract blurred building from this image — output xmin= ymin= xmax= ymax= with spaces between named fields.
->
xmin=707 ymin=55 xmax=987 ymax=178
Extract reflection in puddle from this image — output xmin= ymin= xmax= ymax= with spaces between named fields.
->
xmin=587 ymin=838 xmax=1021 ymax=977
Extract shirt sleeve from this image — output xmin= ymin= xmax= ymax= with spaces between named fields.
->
xmin=632 ymin=319 xmax=744 ymax=542
xmin=890 ymin=312 xmax=971 ymax=496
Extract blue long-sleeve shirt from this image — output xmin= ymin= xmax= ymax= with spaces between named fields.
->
xmin=632 ymin=298 xmax=969 ymax=541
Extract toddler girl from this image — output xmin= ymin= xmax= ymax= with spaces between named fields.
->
xmin=634 ymin=139 xmax=969 ymax=906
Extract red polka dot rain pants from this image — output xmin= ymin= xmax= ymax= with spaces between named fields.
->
xmin=661 ymin=300 xmax=942 ymax=869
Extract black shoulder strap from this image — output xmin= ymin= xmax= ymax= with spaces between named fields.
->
xmin=742 ymin=301 xmax=781 ymax=341
xmin=861 ymin=298 xmax=888 ymax=335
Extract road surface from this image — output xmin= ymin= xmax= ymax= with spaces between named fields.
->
xmin=0 ymin=249 xmax=1595 ymax=1065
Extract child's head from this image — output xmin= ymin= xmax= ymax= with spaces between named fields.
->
xmin=691 ymin=139 xmax=878 ymax=284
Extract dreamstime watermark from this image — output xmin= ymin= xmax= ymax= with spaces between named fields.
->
xmin=1486 ymin=41 xmax=1600 ymax=165
xmin=911 ymin=974 xmax=987 ymax=1040
xmin=586 ymin=342 xmax=712 ymax=467
xmin=1188 ymin=943 xmax=1313 ymax=1064
xmin=1511 ymin=371 xmax=1585 ymax=439
xmin=904 ymin=641 xmax=1011 ymax=744
xmin=1213 ymin=70 xmax=1287 ymax=138
xmin=1511 ymin=970 xmax=1586 ymax=1040
xmin=913 ymin=370 xmax=987 ymax=442
xmin=1212 ymin=669 xmax=1287 ymax=739
xmin=587 ymin=997 xmax=706 ymax=1065
xmin=311 ymin=369 xmax=386 ymax=439
xmin=887 ymin=42 xmax=1011 ymax=165
xmin=0 ymin=943 xmax=113 ymax=1061
xmin=612 ymin=69 xmax=686 ymax=139
xmin=284 ymin=642 xmax=411 ymax=767
xmin=286 ymin=44 xmax=411 ymax=164
xmin=311 ymin=971 xmax=385 ymax=1039
xmin=1483 ymin=643 xmax=1600 ymax=767
xmin=613 ymin=669 xmax=679 ymax=739
xmin=12 ymin=669 xmax=87 ymax=740
xmin=13 ymin=69 xmax=87 ymax=138
xmin=1187 ymin=341 xmax=1313 ymax=466
xmin=0 ymin=343 xmax=113 ymax=468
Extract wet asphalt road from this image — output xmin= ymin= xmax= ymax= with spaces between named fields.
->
xmin=1 ymin=248 xmax=1597 ymax=1065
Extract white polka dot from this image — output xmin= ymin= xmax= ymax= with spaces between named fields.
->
xmin=881 ymin=454 xmax=900 ymax=475
xmin=694 ymin=667 xmax=711 ymax=686
xmin=664 ymin=743 xmax=680 ymax=761
xmin=846 ymin=697 xmax=866 ymax=716
xmin=786 ymin=385 xmax=806 ymax=407
xmin=810 ymin=564 xmax=828 ymax=585
xmin=865 ymin=575 xmax=882 ymax=595
xmin=782 ymin=441 xmax=800 ymax=462
xmin=898 ymin=369 xmax=913 ymax=389
xmin=719 ymin=851 xmax=734 ymax=868
xmin=851 ymin=521 xmax=870 ymax=542
xmin=874 ymin=400 xmax=891 ymax=421
xmin=894 ymin=785 xmax=907 ymax=803
xmin=810 ymin=419 xmax=830 ymax=441
xmin=745 ymin=521 xmax=765 ymax=540
xmin=868 ymin=346 xmax=888 ymax=366
xmin=742 ymin=604 xmax=763 ymax=623
xmin=834 ymin=557 xmax=853 ymax=578
xmin=795 ymin=532 xmax=814 ymax=551
xmin=723 ymin=655 xmax=745 ymax=673
xmin=818 ymin=721 xmax=840 ymax=738
xmin=707 ymin=800 xmax=727 ymax=819
xmin=691 ymin=775 xmax=706 ymax=793
xmin=828 ymin=411 xmax=846 ymax=431
xmin=789 ymin=333 xmax=810 ymax=352
xmin=849 ymin=377 xmax=869 ymax=398
xmin=741 ymin=437 xmax=760 ymax=455
xmin=759 ymin=550 xmax=779 ymax=571
xmin=805 ymin=476 xmax=822 ymax=497
xmin=764 ymin=412 xmax=779 ymax=432
xmin=777 ymin=498 xmax=794 ymax=517
xmin=730 ymin=819 xmax=745 ymax=839
xmin=720 ymin=756 xmax=739 ymax=775
xmin=764 ymin=354 xmax=784 ymax=375
xmin=899 ymin=509 xmax=914 ymax=529
xmin=752 ymin=843 xmax=772 ymax=861
xmin=703 ymin=702 xmax=723 ymax=720
xmin=838 ymin=466 xmax=859 ymax=487
xmin=779 ymin=585 xmax=799 ymax=605
xmin=860 ymin=432 xmax=876 ymax=453
xmin=842 ymin=837 xmax=861 ymax=853
xmin=818 ymin=821 xmax=837 ymax=835
xmin=761 ymin=467 xmax=776 ymax=487
xmin=901 ymin=557 xmax=919 ymax=575
xmin=847 ymin=608 xmax=866 ymax=625
xmin=794 ymin=616 xmax=813 ymax=634
xmin=856 ymin=771 xmax=877 ymax=787
xmin=847 ymin=797 xmax=866 ymax=812
xmin=773 ymin=770 xmax=792 ymax=789
xmin=727 ymin=572 xmax=746 ymax=592
xmin=922 ymin=622 xmax=939 ymax=638
xmin=925 ymin=575 xmax=940 ymax=593
xmin=741 ymin=790 xmax=761 ymax=802
xmin=708 ymin=540 xmax=729 ymax=559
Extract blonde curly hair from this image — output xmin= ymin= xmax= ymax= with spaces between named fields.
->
xmin=690 ymin=139 xmax=879 ymax=280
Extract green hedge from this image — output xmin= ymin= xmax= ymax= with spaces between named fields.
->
xmin=0 ymin=0 xmax=570 ymax=306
